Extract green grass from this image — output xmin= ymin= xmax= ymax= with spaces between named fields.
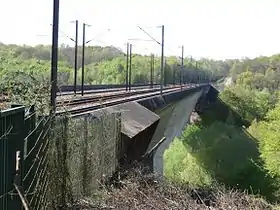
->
xmin=164 ymin=122 xmax=276 ymax=201
xmin=164 ymin=137 xmax=212 ymax=188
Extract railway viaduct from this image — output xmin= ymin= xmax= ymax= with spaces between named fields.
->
xmin=85 ymin=83 xmax=218 ymax=175
xmin=1 ymin=83 xmax=224 ymax=209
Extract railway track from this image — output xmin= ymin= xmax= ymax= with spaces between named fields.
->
xmin=57 ymin=86 xmax=172 ymax=107
xmin=58 ymin=84 xmax=162 ymax=96
xmin=1 ymin=83 xmax=201 ymax=115
xmin=56 ymin=85 xmax=193 ymax=116
xmin=58 ymin=84 xmax=161 ymax=94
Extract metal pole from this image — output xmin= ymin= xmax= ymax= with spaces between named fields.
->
xmin=50 ymin=0 xmax=59 ymax=113
xmin=179 ymin=63 xmax=182 ymax=88
xmin=160 ymin=25 xmax=164 ymax=94
xmin=152 ymin=54 xmax=154 ymax=88
xmin=189 ymin=56 xmax=192 ymax=84
xmin=195 ymin=61 xmax=199 ymax=84
xmin=164 ymin=57 xmax=167 ymax=86
xmin=181 ymin=45 xmax=184 ymax=90
xmin=129 ymin=44 xmax=132 ymax=91
xmin=173 ymin=65 xmax=175 ymax=85
xmin=126 ymin=42 xmax=129 ymax=91
xmin=81 ymin=23 xmax=85 ymax=96
xmin=74 ymin=20 xmax=78 ymax=95
xmin=150 ymin=53 xmax=153 ymax=88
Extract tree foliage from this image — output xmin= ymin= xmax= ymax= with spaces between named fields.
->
xmin=220 ymin=87 xmax=273 ymax=122
xmin=248 ymin=102 xmax=280 ymax=178
xmin=3 ymin=42 xmax=280 ymax=202
xmin=165 ymin=51 xmax=280 ymax=201
xmin=0 ymin=43 xmax=227 ymax=89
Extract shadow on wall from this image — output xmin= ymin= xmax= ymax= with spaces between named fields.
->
xmin=183 ymin=90 xmax=276 ymax=201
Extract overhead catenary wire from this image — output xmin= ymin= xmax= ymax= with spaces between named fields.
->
xmin=128 ymin=38 xmax=155 ymax=42
xmin=47 ymin=24 xmax=112 ymax=45
xmin=49 ymin=24 xmax=75 ymax=43
xmin=85 ymin=28 xmax=111 ymax=44
xmin=135 ymin=25 xmax=164 ymax=93
xmin=40 ymin=25 xmax=162 ymax=56
xmin=57 ymin=28 xmax=75 ymax=42
xmin=137 ymin=26 xmax=161 ymax=45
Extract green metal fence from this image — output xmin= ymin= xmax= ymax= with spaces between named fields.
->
xmin=0 ymin=105 xmax=52 ymax=210
xmin=0 ymin=105 xmax=25 ymax=210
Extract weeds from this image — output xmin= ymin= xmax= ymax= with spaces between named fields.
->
xmin=67 ymin=166 xmax=275 ymax=210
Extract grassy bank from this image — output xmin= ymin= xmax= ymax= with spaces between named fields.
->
xmin=164 ymin=121 xmax=277 ymax=198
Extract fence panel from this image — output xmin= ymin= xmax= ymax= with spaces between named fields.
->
xmin=0 ymin=105 xmax=52 ymax=210
xmin=0 ymin=106 xmax=25 ymax=210
xmin=23 ymin=115 xmax=52 ymax=209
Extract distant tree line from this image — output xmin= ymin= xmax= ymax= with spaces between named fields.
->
xmin=0 ymin=43 xmax=228 ymax=87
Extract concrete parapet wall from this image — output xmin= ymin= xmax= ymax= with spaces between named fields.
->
xmin=137 ymin=85 xmax=208 ymax=111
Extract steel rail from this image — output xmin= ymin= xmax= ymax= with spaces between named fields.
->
xmin=58 ymin=84 xmax=162 ymax=96
xmin=56 ymin=85 xmax=194 ymax=116
xmin=56 ymin=86 xmax=177 ymax=107
xmin=58 ymin=83 xmax=162 ymax=95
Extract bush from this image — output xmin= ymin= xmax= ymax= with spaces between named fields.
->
xmin=220 ymin=87 xmax=273 ymax=122
xmin=164 ymin=138 xmax=212 ymax=187
xmin=249 ymin=103 xmax=280 ymax=180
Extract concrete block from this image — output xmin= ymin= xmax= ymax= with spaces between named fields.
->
xmin=105 ymin=102 xmax=160 ymax=163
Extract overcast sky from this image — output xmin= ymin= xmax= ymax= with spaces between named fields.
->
xmin=0 ymin=0 xmax=280 ymax=60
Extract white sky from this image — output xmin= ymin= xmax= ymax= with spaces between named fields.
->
xmin=0 ymin=0 xmax=280 ymax=60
